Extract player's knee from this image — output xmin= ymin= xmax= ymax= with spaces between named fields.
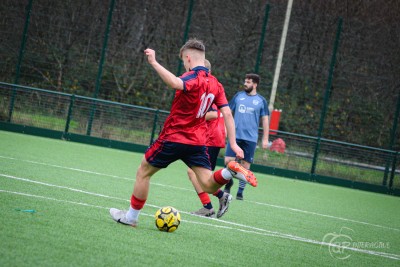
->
xmin=187 ymin=168 xmax=195 ymax=181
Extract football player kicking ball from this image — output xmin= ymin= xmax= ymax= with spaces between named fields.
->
xmin=110 ymin=38 xmax=257 ymax=227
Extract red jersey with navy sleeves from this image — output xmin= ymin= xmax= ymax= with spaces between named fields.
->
xmin=158 ymin=66 xmax=229 ymax=145
xmin=206 ymin=104 xmax=226 ymax=148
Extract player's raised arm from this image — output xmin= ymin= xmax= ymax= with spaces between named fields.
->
xmin=144 ymin=48 xmax=184 ymax=90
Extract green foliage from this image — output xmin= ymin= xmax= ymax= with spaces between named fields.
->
xmin=0 ymin=96 xmax=9 ymax=121
xmin=1 ymin=0 xmax=399 ymax=148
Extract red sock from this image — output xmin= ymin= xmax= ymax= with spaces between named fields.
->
xmin=213 ymin=169 xmax=229 ymax=185
xmin=198 ymin=192 xmax=211 ymax=205
xmin=130 ymin=194 xmax=146 ymax=210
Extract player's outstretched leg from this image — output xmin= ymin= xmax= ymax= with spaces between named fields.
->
xmin=227 ymin=161 xmax=258 ymax=187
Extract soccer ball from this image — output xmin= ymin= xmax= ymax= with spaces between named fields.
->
xmin=155 ymin=206 xmax=181 ymax=232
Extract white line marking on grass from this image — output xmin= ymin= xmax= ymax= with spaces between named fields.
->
xmin=182 ymin=220 xmax=400 ymax=260
xmin=0 ymin=189 xmax=153 ymax=219
xmin=0 ymin=173 xmax=168 ymax=213
xmin=0 ymin=155 xmax=133 ymax=180
xmin=0 ymin=156 xmax=193 ymax=192
xmin=0 ymin=173 xmax=128 ymax=201
xmin=1 ymin=188 xmax=399 ymax=261
xmin=1 ymin=155 xmax=398 ymax=232
xmin=0 ymin=189 xmax=112 ymax=210
xmin=249 ymin=200 xmax=400 ymax=232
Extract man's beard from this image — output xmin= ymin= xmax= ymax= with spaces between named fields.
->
xmin=244 ymin=86 xmax=254 ymax=94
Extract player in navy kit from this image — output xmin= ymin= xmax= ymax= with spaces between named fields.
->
xmin=224 ymin=73 xmax=270 ymax=200
xmin=109 ymin=39 xmax=257 ymax=227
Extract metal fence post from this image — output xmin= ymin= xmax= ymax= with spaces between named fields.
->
xmin=8 ymin=0 xmax=34 ymax=122
xmin=311 ymin=17 xmax=342 ymax=176
xmin=388 ymin=151 xmax=398 ymax=189
xmin=64 ymin=94 xmax=75 ymax=137
xmin=254 ymin=4 xmax=270 ymax=74
xmin=176 ymin=0 xmax=194 ymax=77
xmin=86 ymin=0 xmax=115 ymax=136
xmin=150 ymin=109 xmax=159 ymax=145
xmin=168 ymin=0 xmax=194 ymax=107
xmin=383 ymin=89 xmax=400 ymax=185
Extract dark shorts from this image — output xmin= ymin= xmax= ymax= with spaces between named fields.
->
xmin=145 ymin=139 xmax=212 ymax=170
xmin=207 ymin=146 xmax=221 ymax=171
xmin=225 ymin=139 xmax=257 ymax=163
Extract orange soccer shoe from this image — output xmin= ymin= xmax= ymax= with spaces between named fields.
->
xmin=227 ymin=161 xmax=258 ymax=187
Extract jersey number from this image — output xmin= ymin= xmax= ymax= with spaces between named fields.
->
xmin=196 ymin=93 xmax=215 ymax=118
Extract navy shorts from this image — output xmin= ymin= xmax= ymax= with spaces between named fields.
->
xmin=145 ymin=139 xmax=212 ymax=170
xmin=207 ymin=146 xmax=221 ymax=171
xmin=225 ymin=139 xmax=257 ymax=163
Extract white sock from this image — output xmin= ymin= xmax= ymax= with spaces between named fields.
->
xmin=126 ymin=206 xmax=141 ymax=222
xmin=221 ymin=168 xmax=232 ymax=179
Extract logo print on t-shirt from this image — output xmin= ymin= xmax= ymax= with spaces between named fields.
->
xmin=253 ymin=100 xmax=260 ymax=105
xmin=238 ymin=104 xmax=246 ymax=113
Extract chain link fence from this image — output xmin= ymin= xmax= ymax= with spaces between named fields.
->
xmin=0 ymin=1 xmax=399 ymax=192
xmin=1 ymin=82 xmax=398 ymax=192
xmin=1 ymin=0 xmax=398 ymax=148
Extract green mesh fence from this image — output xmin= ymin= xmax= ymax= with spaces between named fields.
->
xmin=1 ymin=1 xmax=398 ymax=148
xmin=1 ymin=83 xmax=398 ymax=191
xmin=0 ymin=1 xmax=399 ymax=192
xmin=0 ymin=83 xmax=168 ymax=146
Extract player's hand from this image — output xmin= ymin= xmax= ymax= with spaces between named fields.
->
xmin=231 ymin=144 xmax=244 ymax=159
xmin=144 ymin=48 xmax=157 ymax=65
xmin=262 ymin=138 xmax=270 ymax=149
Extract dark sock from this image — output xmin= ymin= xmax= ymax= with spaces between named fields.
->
xmin=225 ymin=179 xmax=234 ymax=190
xmin=215 ymin=190 xmax=224 ymax=199
xmin=204 ymin=202 xmax=213 ymax=209
xmin=238 ymin=180 xmax=246 ymax=194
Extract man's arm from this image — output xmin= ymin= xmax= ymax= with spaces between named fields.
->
xmin=220 ymin=106 xmax=244 ymax=159
xmin=205 ymin=110 xmax=218 ymax=121
xmin=144 ymin=48 xmax=184 ymax=90
xmin=261 ymin=115 xmax=269 ymax=149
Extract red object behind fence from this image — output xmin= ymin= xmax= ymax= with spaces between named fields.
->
xmin=269 ymin=109 xmax=282 ymax=135
xmin=270 ymin=138 xmax=286 ymax=153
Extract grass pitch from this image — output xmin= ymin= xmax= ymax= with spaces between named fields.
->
xmin=0 ymin=130 xmax=399 ymax=266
